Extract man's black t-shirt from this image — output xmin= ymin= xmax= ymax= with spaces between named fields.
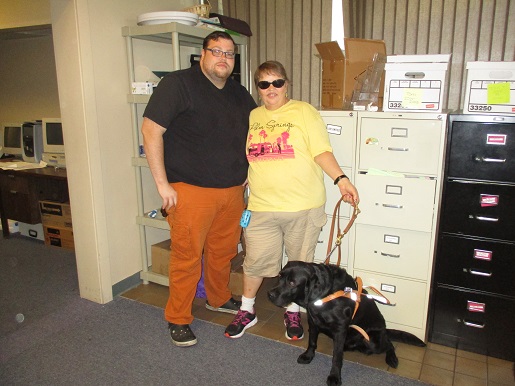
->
xmin=143 ymin=65 xmax=257 ymax=188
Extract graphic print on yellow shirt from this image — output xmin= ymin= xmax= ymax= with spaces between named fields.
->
xmin=246 ymin=100 xmax=333 ymax=212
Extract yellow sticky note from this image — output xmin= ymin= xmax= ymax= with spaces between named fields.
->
xmin=403 ymin=88 xmax=423 ymax=108
xmin=487 ymin=82 xmax=510 ymax=105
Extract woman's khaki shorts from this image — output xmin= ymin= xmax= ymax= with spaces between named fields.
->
xmin=242 ymin=205 xmax=327 ymax=278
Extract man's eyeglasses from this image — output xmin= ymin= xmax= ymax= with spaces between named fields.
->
xmin=257 ymin=79 xmax=286 ymax=90
xmin=205 ymin=48 xmax=236 ymax=59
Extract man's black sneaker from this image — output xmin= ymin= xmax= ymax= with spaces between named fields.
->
xmin=284 ymin=311 xmax=304 ymax=340
xmin=224 ymin=309 xmax=258 ymax=338
xmin=168 ymin=323 xmax=197 ymax=347
xmin=205 ymin=298 xmax=242 ymax=314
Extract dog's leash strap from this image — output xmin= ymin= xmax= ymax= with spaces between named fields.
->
xmin=363 ymin=285 xmax=396 ymax=306
xmin=351 ymin=277 xmax=363 ymax=320
xmin=324 ymin=198 xmax=360 ymax=266
xmin=325 ymin=197 xmax=341 ymax=263
xmin=349 ymin=324 xmax=370 ymax=342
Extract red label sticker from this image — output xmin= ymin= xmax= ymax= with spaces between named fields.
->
xmin=426 ymin=103 xmax=435 ymax=108
xmin=486 ymin=134 xmax=507 ymax=145
xmin=480 ymin=194 xmax=499 ymax=207
xmin=473 ymin=249 xmax=492 ymax=261
xmin=467 ymin=301 xmax=486 ymax=313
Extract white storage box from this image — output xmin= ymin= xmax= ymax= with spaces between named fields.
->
xmin=463 ymin=61 xmax=515 ymax=115
xmin=383 ymin=54 xmax=451 ymax=112
xmin=19 ymin=222 xmax=44 ymax=241
xmin=131 ymin=82 xmax=154 ymax=95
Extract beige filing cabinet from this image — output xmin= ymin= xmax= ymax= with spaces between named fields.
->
xmin=316 ymin=111 xmax=446 ymax=341
xmin=315 ymin=111 xmax=357 ymax=268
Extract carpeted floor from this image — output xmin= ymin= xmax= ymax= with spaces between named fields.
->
xmin=0 ymin=234 xmax=427 ymax=385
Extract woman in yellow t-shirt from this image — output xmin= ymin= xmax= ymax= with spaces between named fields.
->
xmin=225 ymin=61 xmax=359 ymax=340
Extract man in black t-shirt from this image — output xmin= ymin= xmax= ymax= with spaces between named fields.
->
xmin=142 ymin=31 xmax=256 ymax=347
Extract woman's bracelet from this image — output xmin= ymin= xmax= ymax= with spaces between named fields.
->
xmin=333 ymin=174 xmax=348 ymax=185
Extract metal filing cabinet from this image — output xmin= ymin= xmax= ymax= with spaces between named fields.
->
xmin=352 ymin=112 xmax=446 ymax=341
xmin=315 ymin=111 xmax=357 ymax=268
xmin=429 ymin=113 xmax=515 ymax=361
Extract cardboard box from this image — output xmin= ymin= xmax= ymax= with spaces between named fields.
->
xmin=463 ymin=61 xmax=515 ymax=115
xmin=19 ymin=222 xmax=44 ymax=241
xmin=229 ymin=251 xmax=244 ymax=296
xmin=383 ymin=54 xmax=451 ymax=112
xmin=44 ymin=225 xmax=74 ymax=250
xmin=39 ymin=200 xmax=73 ymax=228
xmin=315 ymin=39 xmax=386 ymax=110
xmin=151 ymin=239 xmax=171 ymax=276
xmin=150 ymin=239 xmax=244 ymax=296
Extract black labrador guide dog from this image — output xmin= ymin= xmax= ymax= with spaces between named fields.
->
xmin=268 ymin=261 xmax=425 ymax=386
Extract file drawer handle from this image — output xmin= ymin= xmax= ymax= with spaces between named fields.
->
xmin=474 ymin=156 xmax=506 ymax=163
xmin=468 ymin=269 xmax=492 ymax=277
xmin=388 ymin=147 xmax=409 ymax=152
xmin=474 ymin=215 xmax=498 ymax=222
xmin=382 ymin=204 xmax=403 ymax=209
xmin=381 ymin=252 xmax=400 ymax=258
xmin=463 ymin=320 xmax=485 ymax=329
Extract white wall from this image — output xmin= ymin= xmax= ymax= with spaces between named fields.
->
xmin=0 ymin=0 xmax=51 ymax=28
xmin=0 ymin=36 xmax=61 ymax=123
xmin=50 ymin=0 xmax=195 ymax=303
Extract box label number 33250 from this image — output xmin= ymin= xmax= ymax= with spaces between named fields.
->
xmin=469 ymin=105 xmax=493 ymax=111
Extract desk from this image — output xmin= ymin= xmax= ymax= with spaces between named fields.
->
xmin=0 ymin=165 xmax=68 ymax=238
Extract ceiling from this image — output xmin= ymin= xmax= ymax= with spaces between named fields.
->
xmin=0 ymin=25 xmax=52 ymax=40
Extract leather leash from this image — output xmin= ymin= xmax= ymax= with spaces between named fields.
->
xmin=324 ymin=197 xmax=360 ymax=266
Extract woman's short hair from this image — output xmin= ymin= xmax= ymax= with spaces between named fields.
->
xmin=254 ymin=61 xmax=289 ymax=87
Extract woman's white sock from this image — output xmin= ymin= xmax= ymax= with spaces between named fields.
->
xmin=286 ymin=303 xmax=300 ymax=313
xmin=241 ymin=296 xmax=256 ymax=313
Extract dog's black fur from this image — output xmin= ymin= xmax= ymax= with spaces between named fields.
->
xmin=268 ymin=261 xmax=426 ymax=386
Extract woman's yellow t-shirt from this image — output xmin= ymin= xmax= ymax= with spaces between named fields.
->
xmin=246 ymin=99 xmax=333 ymax=212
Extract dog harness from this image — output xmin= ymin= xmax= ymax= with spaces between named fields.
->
xmin=313 ymin=277 xmax=371 ymax=342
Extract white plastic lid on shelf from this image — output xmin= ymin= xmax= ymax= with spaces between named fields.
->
xmin=137 ymin=11 xmax=199 ymax=26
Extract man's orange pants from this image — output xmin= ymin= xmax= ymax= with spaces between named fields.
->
xmin=164 ymin=182 xmax=244 ymax=325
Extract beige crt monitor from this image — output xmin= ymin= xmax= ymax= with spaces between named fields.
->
xmin=41 ymin=118 xmax=66 ymax=168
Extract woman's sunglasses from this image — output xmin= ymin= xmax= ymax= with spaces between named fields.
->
xmin=257 ymin=79 xmax=286 ymax=90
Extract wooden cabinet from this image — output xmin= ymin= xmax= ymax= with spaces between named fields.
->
xmin=429 ymin=113 xmax=515 ymax=361
xmin=0 ymin=173 xmax=40 ymax=224
xmin=0 ymin=167 xmax=69 ymax=237
xmin=318 ymin=111 xmax=446 ymax=341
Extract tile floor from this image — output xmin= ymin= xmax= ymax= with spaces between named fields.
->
xmin=121 ymin=278 xmax=514 ymax=386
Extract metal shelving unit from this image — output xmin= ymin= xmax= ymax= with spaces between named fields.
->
xmin=122 ymin=22 xmax=248 ymax=285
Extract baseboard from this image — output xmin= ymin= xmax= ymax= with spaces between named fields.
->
xmin=112 ymin=272 xmax=141 ymax=297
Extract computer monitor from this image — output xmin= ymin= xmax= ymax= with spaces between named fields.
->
xmin=0 ymin=123 xmax=23 ymax=158
xmin=41 ymin=118 xmax=66 ymax=167
xmin=42 ymin=118 xmax=64 ymax=153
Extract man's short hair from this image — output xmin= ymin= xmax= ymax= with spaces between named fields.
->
xmin=203 ymin=31 xmax=236 ymax=50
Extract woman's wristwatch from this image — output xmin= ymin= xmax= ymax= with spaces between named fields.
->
xmin=333 ymin=174 xmax=348 ymax=185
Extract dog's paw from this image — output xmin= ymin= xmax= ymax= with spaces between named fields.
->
xmin=297 ymin=352 xmax=315 ymax=364
xmin=326 ymin=374 xmax=342 ymax=386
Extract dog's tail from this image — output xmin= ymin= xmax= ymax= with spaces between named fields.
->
xmin=386 ymin=329 xmax=426 ymax=347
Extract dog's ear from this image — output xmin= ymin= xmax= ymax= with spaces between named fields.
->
xmin=304 ymin=264 xmax=325 ymax=302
